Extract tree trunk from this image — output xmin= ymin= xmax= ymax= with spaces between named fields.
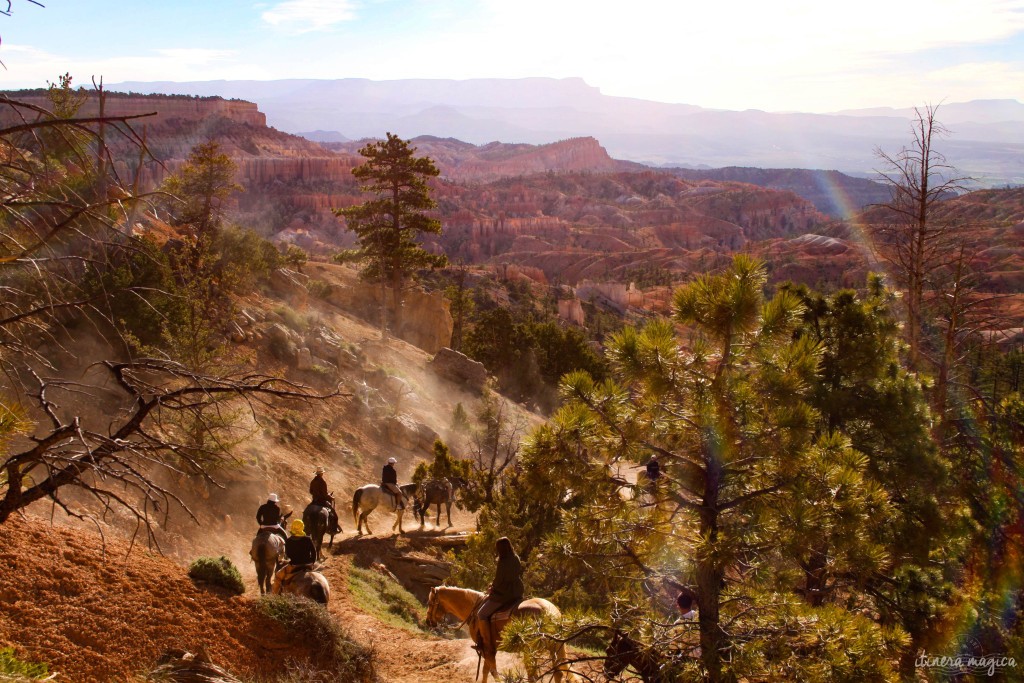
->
xmin=697 ymin=448 xmax=725 ymax=682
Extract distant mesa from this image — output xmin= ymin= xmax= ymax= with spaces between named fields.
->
xmin=110 ymin=77 xmax=1024 ymax=187
xmin=300 ymin=130 xmax=350 ymax=143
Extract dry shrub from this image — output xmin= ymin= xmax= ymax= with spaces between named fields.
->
xmin=257 ymin=595 xmax=376 ymax=682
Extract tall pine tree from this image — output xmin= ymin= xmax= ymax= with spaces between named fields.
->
xmin=334 ymin=133 xmax=446 ymax=337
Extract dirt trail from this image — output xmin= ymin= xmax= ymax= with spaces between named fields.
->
xmin=277 ymin=506 xmax=525 ymax=683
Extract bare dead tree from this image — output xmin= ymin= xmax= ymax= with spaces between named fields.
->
xmin=467 ymin=393 xmax=526 ymax=507
xmin=0 ymin=360 xmax=334 ymax=535
xmin=0 ymin=93 xmax=341 ymax=540
xmin=870 ymin=104 xmax=969 ymax=368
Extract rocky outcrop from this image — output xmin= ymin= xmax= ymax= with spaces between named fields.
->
xmin=577 ymin=281 xmax=645 ymax=309
xmin=429 ymin=348 xmax=488 ymax=393
xmin=558 ymin=298 xmax=586 ymax=326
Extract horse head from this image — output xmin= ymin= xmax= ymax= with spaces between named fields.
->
xmin=426 ymin=586 xmax=444 ymax=627
xmin=604 ymin=629 xmax=637 ymax=680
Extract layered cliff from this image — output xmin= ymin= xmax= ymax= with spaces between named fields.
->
xmin=1 ymin=91 xmax=266 ymax=128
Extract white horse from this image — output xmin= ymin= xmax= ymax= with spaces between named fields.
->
xmin=352 ymin=483 xmax=415 ymax=535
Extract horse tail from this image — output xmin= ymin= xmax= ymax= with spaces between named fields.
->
xmin=353 ymin=487 xmax=363 ymax=524
xmin=310 ymin=581 xmax=328 ymax=605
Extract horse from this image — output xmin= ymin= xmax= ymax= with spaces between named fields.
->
xmin=302 ymin=503 xmax=336 ymax=560
xmin=276 ymin=567 xmax=330 ymax=605
xmin=426 ymin=585 xmax=574 ymax=683
xmin=604 ymin=629 xmax=666 ymax=683
xmin=415 ymin=478 xmax=456 ymax=528
xmin=352 ymin=483 xmax=415 ymax=535
xmin=249 ymin=529 xmax=285 ymax=595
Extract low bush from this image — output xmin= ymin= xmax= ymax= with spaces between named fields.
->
xmin=0 ymin=647 xmax=49 ymax=680
xmin=257 ymin=595 xmax=376 ymax=682
xmin=187 ymin=556 xmax=245 ymax=595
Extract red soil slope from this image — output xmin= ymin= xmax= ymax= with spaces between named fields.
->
xmin=0 ymin=517 xmax=309 ymax=682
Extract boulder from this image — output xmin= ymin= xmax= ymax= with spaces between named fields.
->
xmin=382 ymin=414 xmax=438 ymax=452
xmin=429 ymin=347 xmax=488 ymax=393
xmin=266 ymin=323 xmax=298 ymax=361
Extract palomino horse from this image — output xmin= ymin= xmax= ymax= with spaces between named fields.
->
xmin=303 ymin=503 xmax=336 ymax=560
xmin=275 ymin=567 xmax=330 ymax=605
xmin=426 ymin=585 xmax=574 ymax=683
xmin=415 ymin=478 xmax=456 ymax=528
xmin=352 ymin=483 xmax=416 ymax=535
xmin=249 ymin=529 xmax=285 ymax=595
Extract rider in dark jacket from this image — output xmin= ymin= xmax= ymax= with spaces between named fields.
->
xmin=309 ymin=466 xmax=341 ymax=534
xmin=646 ymin=454 xmax=661 ymax=481
xmin=381 ymin=457 xmax=405 ymax=509
xmin=473 ymin=537 xmax=525 ymax=655
xmin=256 ymin=494 xmax=287 ymax=540
xmin=310 ymin=467 xmax=330 ymax=505
xmin=284 ymin=519 xmax=317 ymax=566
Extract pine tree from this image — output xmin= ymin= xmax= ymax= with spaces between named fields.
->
xmin=334 ymin=133 xmax=447 ymax=337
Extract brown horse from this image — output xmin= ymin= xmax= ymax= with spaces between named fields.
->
xmin=415 ymin=478 xmax=455 ymax=528
xmin=275 ymin=567 xmax=330 ymax=605
xmin=302 ymin=503 xmax=335 ymax=560
xmin=426 ymin=585 xmax=574 ymax=683
xmin=604 ymin=630 xmax=666 ymax=683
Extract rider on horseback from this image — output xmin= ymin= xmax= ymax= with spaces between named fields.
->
xmin=381 ymin=457 xmax=405 ymax=510
xmin=646 ymin=453 xmax=661 ymax=481
xmin=256 ymin=493 xmax=288 ymax=541
xmin=310 ymin=466 xmax=342 ymax=534
xmin=472 ymin=537 xmax=525 ymax=657
xmin=273 ymin=519 xmax=318 ymax=593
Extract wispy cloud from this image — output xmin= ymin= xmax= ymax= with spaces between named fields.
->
xmin=261 ymin=0 xmax=358 ymax=32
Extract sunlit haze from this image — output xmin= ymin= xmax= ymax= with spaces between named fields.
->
xmin=2 ymin=0 xmax=1023 ymax=112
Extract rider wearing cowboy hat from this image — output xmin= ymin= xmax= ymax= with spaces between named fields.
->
xmin=309 ymin=466 xmax=342 ymax=534
xmin=256 ymin=493 xmax=287 ymax=540
xmin=381 ymin=457 xmax=405 ymax=510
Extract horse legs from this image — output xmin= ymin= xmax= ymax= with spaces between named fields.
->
xmin=552 ymin=642 xmax=573 ymax=682
xmin=445 ymin=501 xmax=453 ymax=528
xmin=358 ymin=512 xmax=372 ymax=536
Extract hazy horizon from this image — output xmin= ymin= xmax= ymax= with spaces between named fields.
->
xmin=2 ymin=0 xmax=1024 ymax=113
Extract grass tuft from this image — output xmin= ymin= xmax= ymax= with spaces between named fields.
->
xmin=0 ymin=647 xmax=49 ymax=680
xmin=347 ymin=565 xmax=426 ymax=632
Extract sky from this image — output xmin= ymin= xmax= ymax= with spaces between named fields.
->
xmin=1 ymin=0 xmax=1023 ymax=112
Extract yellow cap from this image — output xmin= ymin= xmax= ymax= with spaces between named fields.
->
xmin=289 ymin=519 xmax=305 ymax=536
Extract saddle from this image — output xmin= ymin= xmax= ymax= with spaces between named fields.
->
xmin=470 ymin=600 xmax=522 ymax=658
xmin=272 ymin=563 xmax=316 ymax=593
